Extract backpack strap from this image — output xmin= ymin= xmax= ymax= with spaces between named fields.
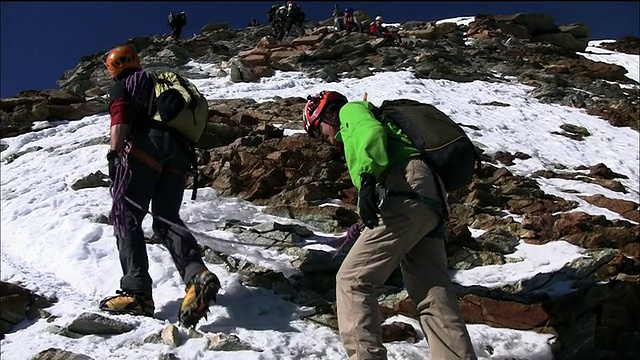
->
xmin=418 ymin=155 xmax=450 ymax=223
xmin=145 ymin=72 xmax=199 ymax=201
xmin=147 ymin=73 xmax=157 ymax=118
xmin=369 ymin=101 xmax=450 ymax=223
xmin=188 ymin=144 xmax=198 ymax=201
xmin=155 ymin=126 xmax=200 ymax=201
xmin=473 ymin=147 xmax=483 ymax=171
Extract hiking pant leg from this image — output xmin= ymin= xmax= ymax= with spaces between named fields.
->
xmin=336 ymin=207 xmax=438 ymax=359
xmin=397 ymin=158 xmax=476 ymax=358
xmin=336 ymin=159 xmax=440 ymax=360
xmin=401 ymin=237 xmax=477 ymax=359
xmin=151 ymin=130 xmax=206 ymax=285
xmin=117 ymin=149 xmax=161 ymax=294
xmin=285 ymin=19 xmax=293 ymax=35
xmin=152 ymin=170 xmax=206 ymax=285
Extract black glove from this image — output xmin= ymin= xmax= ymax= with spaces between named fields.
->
xmin=107 ymin=150 xmax=119 ymax=181
xmin=359 ymin=173 xmax=379 ymax=229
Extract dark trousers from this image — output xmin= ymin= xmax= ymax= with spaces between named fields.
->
xmin=285 ymin=14 xmax=304 ymax=36
xmin=271 ymin=18 xmax=286 ymax=40
xmin=170 ymin=26 xmax=183 ymax=39
xmin=115 ymin=128 xmax=205 ymax=294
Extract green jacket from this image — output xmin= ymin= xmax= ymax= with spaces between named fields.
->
xmin=335 ymin=101 xmax=421 ymax=190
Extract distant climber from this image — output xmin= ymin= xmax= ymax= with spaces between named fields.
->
xmin=370 ymin=15 xmax=402 ymax=46
xmin=267 ymin=3 xmax=284 ymax=23
xmin=268 ymin=4 xmax=288 ymax=40
xmin=284 ymin=1 xmax=306 ymax=37
xmin=248 ymin=18 xmax=260 ymax=27
xmin=336 ymin=6 xmax=362 ymax=33
xmin=332 ymin=4 xmax=344 ymax=29
xmin=168 ymin=11 xmax=188 ymax=40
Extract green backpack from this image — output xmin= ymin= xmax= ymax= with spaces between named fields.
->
xmin=148 ymin=72 xmax=209 ymax=199
xmin=149 ymin=72 xmax=208 ymax=143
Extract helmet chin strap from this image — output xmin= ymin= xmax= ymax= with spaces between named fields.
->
xmin=323 ymin=112 xmax=339 ymax=127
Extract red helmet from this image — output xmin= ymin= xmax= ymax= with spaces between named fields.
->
xmin=302 ymin=91 xmax=348 ymax=138
xmin=105 ymin=44 xmax=141 ymax=78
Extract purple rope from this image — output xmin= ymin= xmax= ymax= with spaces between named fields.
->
xmin=121 ymin=194 xmax=353 ymax=250
xmin=330 ymin=222 xmax=363 ymax=258
xmin=109 ymin=146 xmax=132 ymax=238
xmin=106 ymin=144 xmax=356 ymax=252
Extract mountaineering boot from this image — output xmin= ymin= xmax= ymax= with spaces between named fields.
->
xmin=99 ymin=290 xmax=155 ymax=317
xmin=178 ymin=269 xmax=221 ymax=328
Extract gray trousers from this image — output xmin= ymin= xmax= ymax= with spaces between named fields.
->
xmin=336 ymin=158 xmax=476 ymax=359
xmin=115 ymin=128 xmax=205 ymax=294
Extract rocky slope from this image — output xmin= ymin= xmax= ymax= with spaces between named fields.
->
xmin=1 ymin=13 xmax=639 ymax=359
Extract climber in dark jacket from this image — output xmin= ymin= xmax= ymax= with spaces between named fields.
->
xmin=100 ymin=44 xmax=220 ymax=328
xmin=269 ymin=4 xmax=288 ymax=40
xmin=168 ymin=11 xmax=188 ymax=39
xmin=332 ymin=4 xmax=344 ymax=29
xmin=284 ymin=1 xmax=306 ymax=37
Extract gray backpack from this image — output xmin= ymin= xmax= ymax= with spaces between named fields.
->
xmin=370 ymin=99 xmax=480 ymax=192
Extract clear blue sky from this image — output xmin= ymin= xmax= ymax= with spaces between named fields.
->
xmin=1 ymin=1 xmax=638 ymax=98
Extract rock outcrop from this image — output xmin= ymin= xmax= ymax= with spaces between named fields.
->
xmin=0 ymin=281 xmax=56 ymax=339
xmin=1 ymin=12 xmax=638 ymax=359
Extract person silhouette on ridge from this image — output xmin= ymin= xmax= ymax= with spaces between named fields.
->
xmin=284 ymin=1 xmax=306 ymax=37
xmin=336 ymin=6 xmax=362 ymax=33
xmin=268 ymin=4 xmax=288 ymax=40
xmin=168 ymin=11 xmax=188 ymax=40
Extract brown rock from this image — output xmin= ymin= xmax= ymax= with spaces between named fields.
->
xmin=42 ymin=89 xmax=85 ymax=106
xmin=381 ymin=322 xmax=418 ymax=343
xmin=493 ymin=151 xmax=516 ymax=166
xmin=47 ymin=100 xmax=108 ymax=121
xmin=600 ymin=36 xmax=640 ymax=55
xmin=580 ymin=194 xmax=639 ymax=222
xmin=589 ymin=163 xmax=628 ymax=180
xmin=256 ymin=36 xmax=280 ymax=49
xmin=460 ymin=294 xmax=549 ymax=330
xmin=270 ymin=49 xmax=304 ymax=63
xmin=291 ymin=34 xmax=325 ymax=46
xmin=0 ymin=293 xmax=30 ymax=324
xmin=241 ymin=54 xmax=268 ymax=66
xmin=522 ymin=211 xmax=639 ymax=249
xmin=559 ymin=23 xmax=591 ymax=39
xmin=238 ymin=48 xmax=269 ymax=58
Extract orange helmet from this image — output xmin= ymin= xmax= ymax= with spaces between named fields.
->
xmin=105 ymin=45 xmax=141 ymax=78
xmin=302 ymin=91 xmax=348 ymax=138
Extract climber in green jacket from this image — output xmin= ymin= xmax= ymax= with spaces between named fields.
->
xmin=302 ymin=90 xmax=477 ymax=360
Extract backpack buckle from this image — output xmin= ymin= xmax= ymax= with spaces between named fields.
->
xmin=376 ymin=185 xmax=388 ymax=204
